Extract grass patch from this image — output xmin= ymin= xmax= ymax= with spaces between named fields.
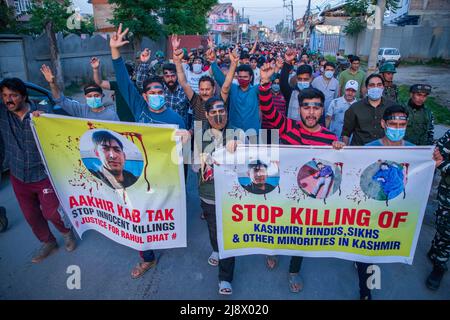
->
xmin=400 ymin=57 xmax=450 ymax=67
xmin=398 ymin=85 xmax=450 ymax=125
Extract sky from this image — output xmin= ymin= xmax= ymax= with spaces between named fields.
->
xmin=72 ymin=0 xmax=342 ymax=29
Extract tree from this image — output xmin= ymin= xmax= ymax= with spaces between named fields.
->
xmin=343 ymin=0 xmax=399 ymax=66
xmin=28 ymin=0 xmax=73 ymax=89
xmin=161 ymin=0 xmax=217 ymax=35
xmin=0 ymin=0 xmax=17 ymax=33
xmin=108 ymin=0 xmax=163 ymax=50
xmin=275 ymin=20 xmax=284 ymax=34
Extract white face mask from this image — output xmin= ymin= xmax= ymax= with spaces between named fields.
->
xmin=193 ymin=63 xmax=202 ymax=74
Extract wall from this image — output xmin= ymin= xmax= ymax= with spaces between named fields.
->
xmin=345 ymin=25 xmax=449 ymax=60
xmin=2 ymin=32 xmax=166 ymax=87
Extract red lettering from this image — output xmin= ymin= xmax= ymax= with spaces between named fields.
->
xmin=232 ymin=205 xmax=243 ymax=222
xmin=69 ymin=196 xmax=78 ymax=208
xmin=393 ymin=212 xmax=408 ymax=228
xmin=378 ymin=211 xmax=394 ymax=228
xmin=290 ymin=207 xmax=304 ymax=224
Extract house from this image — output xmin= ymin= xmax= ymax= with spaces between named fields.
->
xmin=385 ymin=0 xmax=450 ymax=27
xmin=88 ymin=0 xmax=116 ymax=33
xmin=208 ymin=3 xmax=239 ymax=44
xmin=4 ymin=0 xmax=34 ymax=22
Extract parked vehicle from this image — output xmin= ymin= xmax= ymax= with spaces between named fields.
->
xmin=377 ymin=48 xmax=401 ymax=67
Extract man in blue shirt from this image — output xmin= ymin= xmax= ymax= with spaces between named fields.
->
xmin=110 ymin=24 xmax=186 ymax=280
xmin=207 ymin=48 xmax=260 ymax=134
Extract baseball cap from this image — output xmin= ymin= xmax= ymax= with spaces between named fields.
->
xmin=410 ymin=84 xmax=431 ymax=94
xmin=345 ymin=80 xmax=359 ymax=91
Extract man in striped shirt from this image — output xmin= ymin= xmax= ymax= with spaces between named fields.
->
xmin=258 ymin=63 xmax=344 ymax=293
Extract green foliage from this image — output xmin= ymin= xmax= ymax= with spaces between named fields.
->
xmin=0 ymin=0 xmax=17 ymax=33
xmin=162 ymin=0 xmax=218 ymax=35
xmin=108 ymin=0 xmax=218 ymax=39
xmin=343 ymin=0 xmax=400 ymax=35
xmin=27 ymin=0 xmax=72 ymax=35
xmin=108 ymin=0 xmax=164 ymax=41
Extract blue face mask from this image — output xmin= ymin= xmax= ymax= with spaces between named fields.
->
xmin=367 ymin=87 xmax=384 ymax=100
xmin=297 ymin=81 xmax=310 ymax=90
xmin=385 ymin=127 xmax=406 ymax=142
xmin=147 ymin=94 xmax=165 ymax=111
xmin=272 ymin=84 xmax=280 ymax=93
xmin=324 ymin=70 xmax=334 ymax=79
xmin=86 ymin=97 xmax=102 ymax=109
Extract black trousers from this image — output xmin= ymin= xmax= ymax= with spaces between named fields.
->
xmin=201 ymin=200 xmax=235 ymax=282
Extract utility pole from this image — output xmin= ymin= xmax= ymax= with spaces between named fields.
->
xmin=291 ymin=0 xmax=295 ymax=43
xmin=367 ymin=0 xmax=386 ymax=73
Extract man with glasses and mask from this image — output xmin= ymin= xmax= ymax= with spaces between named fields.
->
xmin=342 ymin=74 xmax=394 ymax=146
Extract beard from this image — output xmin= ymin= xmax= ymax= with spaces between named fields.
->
xmin=300 ymin=115 xmax=320 ymax=129
xmin=166 ymin=81 xmax=178 ymax=91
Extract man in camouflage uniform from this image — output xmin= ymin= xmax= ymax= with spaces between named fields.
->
xmin=379 ymin=63 xmax=398 ymax=102
xmin=427 ymin=130 xmax=450 ymax=290
xmin=404 ymin=84 xmax=434 ymax=145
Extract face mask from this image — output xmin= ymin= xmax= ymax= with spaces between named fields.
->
xmin=367 ymin=87 xmax=384 ymax=100
xmin=193 ymin=64 xmax=202 ymax=74
xmin=238 ymin=79 xmax=251 ymax=87
xmin=320 ymin=67 xmax=324 ymax=73
xmin=86 ymin=97 xmax=102 ymax=109
xmin=324 ymin=70 xmax=334 ymax=79
xmin=272 ymin=84 xmax=281 ymax=93
xmin=385 ymin=127 xmax=406 ymax=142
xmin=147 ymin=94 xmax=165 ymax=111
xmin=297 ymin=81 xmax=310 ymax=90
xmin=210 ymin=113 xmax=227 ymax=130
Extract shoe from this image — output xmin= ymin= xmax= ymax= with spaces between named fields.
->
xmin=265 ymin=255 xmax=278 ymax=270
xmin=0 ymin=207 xmax=8 ymax=233
xmin=427 ymin=249 xmax=448 ymax=271
xmin=131 ymin=260 xmax=157 ymax=279
xmin=218 ymin=281 xmax=233 ymax=295
xmin=208 ymin=251 xmax=219 ymax=266
xmin=426 ymin=265 xmax=446 ymax=290
xmin=32 ymin=242 xmax=58 ymax=263
xmin=62 ymin=230 xmax=77 ymax=252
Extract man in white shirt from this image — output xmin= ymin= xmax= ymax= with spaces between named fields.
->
xmin=326 ymin=80 xmax=358 ymax=140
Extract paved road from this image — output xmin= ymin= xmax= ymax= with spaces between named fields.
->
xmin=395 ymin=64 xmax=450 ymax=106
xmin=1 ymin=162 xmax=449 ymax=300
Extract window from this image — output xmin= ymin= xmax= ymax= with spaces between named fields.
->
xmin=14 ymin=0 xmax=32 ymax=15
xmin=384 ymin=49 xmax=399 ymax=55
xmin=378 ymin=49 xmax=384 ymax=55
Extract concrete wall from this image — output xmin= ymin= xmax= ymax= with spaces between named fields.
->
xmin=345 ymin=25 xmax=449 ymax=60
xmin=9 ymin=32 xmax=166 ymax=87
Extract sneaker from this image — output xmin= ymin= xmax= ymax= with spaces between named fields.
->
xmin=426 ymin=265 xmax=446 ymax=291
xmin=32 ymin=242 xmax=58 ymax=263
xmin=62 ymin=230 xmax=77 ymax=252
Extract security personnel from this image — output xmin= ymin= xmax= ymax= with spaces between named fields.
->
xmin=379 ymin=63 xmax=398 ymax=102
xmin=404 ymin=84 xmax=434 ymax=145
xmin=427 ymin=130 xmax=450 ymax=290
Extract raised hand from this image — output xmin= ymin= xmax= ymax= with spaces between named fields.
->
xmin=110 ymin=23 xmax=129 ymax=49
xmin=173 ymin=49 xmax=184 ymax=63
xmin=260 ymin=62 xmax=275 ymax=84
xmin=284 ymin=49 xmax=297 ymax=64
xmin=140 ymin=48 xmax=151 ymax=63
xmin=207 ymin=36 xmax=215 ymax=49
xmin=90 ymin=57 xmax=100 ymax=70
xmin=229 ymin=48 xmax=239 ymax=65
xmin=40 ymin=64 xmax=55 ymax=83
xmin=171 ymin=34 xmax=181 ymax=51
xmin=205 ymin=48 xmax=216 ymax=63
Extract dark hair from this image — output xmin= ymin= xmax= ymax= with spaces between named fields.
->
xmin=349 ymin=55 xmax=360 ymax=63
xmin=83 ymin=83 xmax=103 ymax=94
xmin=198 ymin=75 xmax=215 ymax=88
xmin=204 ymin=97 xmax=225 ymax=113
xmin=0 ymin=78 xmax=28 ymax=99
xmin=249 ymin=56 xmax=258 ymax=62
xmin=162 ymin=63 xmax=176 ymax=73
xmin=143 ymin=76 xmax=164 ymax=92
xmin=383 ymin=104 xmax=409 ymax=120
xmin=365 ymin=73 xmax=385 ymax=88
xmin=324 ymin=62 xmax=336 ymax=69
xmin=296 ymin=64 xmax=313 ymax=76
xmin=92 ymin=131 xmax=123 ymax=150
xmin=298 ymin=88 xmax=325 ymax=105
xmin=236 ymin=64 xmax=254 ymax=78
xmin=240 ymin=52 xmax=250 ymax=60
